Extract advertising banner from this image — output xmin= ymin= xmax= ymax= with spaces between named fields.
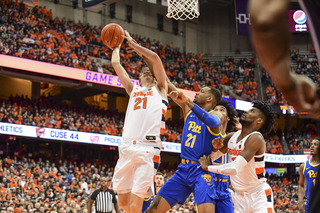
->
xmin=288 ymin=10 xmax=309 ymax=33
xmin=0 ymin=122 xmax=311 ymax=161
xmin=234 ymin=0 xmax=250 ymax=35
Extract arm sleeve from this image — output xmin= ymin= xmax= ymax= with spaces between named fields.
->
xmin=191 ymin=104 xmax=220 ymax=128
xmin=208 ymin=155 xmax=247 ymax=176
xmin=210 ymin=150 xmax=224 ymax=162
xmin=90 ymin=190 xmax=98 ymax=200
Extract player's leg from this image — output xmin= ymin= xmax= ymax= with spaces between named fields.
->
xmin=194 ymin=167 xmax=217 ymax=213
xmin=197 ymin=203 xmax=215 ymax=213
xmin=129 ymin=193 xmax=145 ymax=213
xmin=145 ymin=195 xmax=171 ymax=213
xmin=251 ymin=186 xmax=274 ymax=213
xmin=117 ymin=192 xmax=131 ymax=212
xmin=233 ymin=193 xmax=248 ymax=213
xmin=112 ymin=143 xmax=135 ymax=211
xmin=131 ymin=145 xmax=161 ymax=212
xmin=215 ymin=198 xmax=234 ymax=213
xmin=146 ymin=165 xmax=192 ymax=213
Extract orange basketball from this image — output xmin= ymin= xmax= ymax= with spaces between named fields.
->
xmin=101 ymin=23 xmax=124 ymax=49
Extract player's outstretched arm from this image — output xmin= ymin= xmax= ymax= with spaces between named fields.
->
xmin=298 ymin=163 xmax=306 ymax=212
xmin=123 ymin=31 xmax=167 ymax=94
xmin=111 ymin=47 xmax=134 ymax=95
xmin=250 ymin=0 xmax=320 ymax=118
xmin=210 ymin=133 xmax=234 ymax=162
xmin=201 ymin=133 xmax=264 ymax=175
xmin=170 ymin=91 xmax=221 ymax=127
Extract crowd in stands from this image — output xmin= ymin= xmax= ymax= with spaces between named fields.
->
xmin=0 ymin=153 xmax=198 ymax=212
xmin=2 ymin=94 xmax=320 ymax=155
xmin=0 ymin=94 xmax=183 ymax=144
xmin=267 ymin=174 xmax=300 ymax=213
xmin=0 ymin=0 xmax=258 ymax=102
xmin=263 ymin=49 xmax=319 ymax=105
xmin=0 ymin=152 xmax=304 ymax=212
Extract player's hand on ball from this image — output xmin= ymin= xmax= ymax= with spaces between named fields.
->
xmin=124 ymin=30 xmax=138 ymax=47
xmin=199 ymin=155 xmax=210 ymax=171
xmin=212 ymin=137 xmax=224 ymax=150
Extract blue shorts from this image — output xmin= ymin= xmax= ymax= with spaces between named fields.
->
xmin=215 ymin=197 xmax=234 ymax=213
xmin=215 ymin=179 xmax=234 ymax=213
xmin=158 ymin=163 xmax=217 ymax=207
xmin=215 ymin=178 xmax=231 ymax=199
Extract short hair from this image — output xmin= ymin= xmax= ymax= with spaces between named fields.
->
xmin=207 ymin=87 xmax=221 ymax=103
xmin=313 ymin=138 xmax=320 ymax=143
xmin=216 ymin=100 xmax=238 ymax=133
xmin=252 ymin=101 xmax=275 ymax=135
xmin=155 ymin=172 xmax=164 ymax=177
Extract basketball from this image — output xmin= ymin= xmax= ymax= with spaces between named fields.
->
xmin=101 ymin=23 xmax=124 ymax=49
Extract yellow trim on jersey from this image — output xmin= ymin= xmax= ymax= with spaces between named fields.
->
xmin=223 ymin=153 xmax=228 ymax=164
xmin=220 ymin=133 xmax=227 ymax=138
xmin=185 ymin=110 xmax=192 ymax=120
xmin=207 ymin=126 xmax=220 ymax=136
xmin=303 ymin=162 xmax=306 ymax=174
xmin=144 ymin=196 xmax=151 ymax=201
xmin=309 ymin=159 xmax=320 ymax=167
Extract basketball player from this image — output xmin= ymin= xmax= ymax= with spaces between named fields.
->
xmin=110 ymin=31 xmax=168 ymax=213
xmin=142 ymin=172 xmax=166 ymax=212
xmin=146 ymin=86 xmax=225 ymax=213
xmin=249 ymin=0 xmax=320 ymax=118
xmin=212 ymin=101 xmax=238 ymax=213
xmin=298 ymin=138 xmax=320 ymax=213
xmin=199 ymin=101 xmax=276 ymax=213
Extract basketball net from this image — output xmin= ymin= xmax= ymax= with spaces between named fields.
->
xmin=166 ymin=0 xmax=200 ymax=21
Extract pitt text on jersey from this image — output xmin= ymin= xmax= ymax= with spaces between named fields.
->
xmin=188 ymin=121 xmax=202 ymax=133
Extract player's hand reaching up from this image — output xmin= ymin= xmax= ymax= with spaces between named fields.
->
xmin=169 ymin=91 xmax=188 ymax=105
xmin=212 ymin=137 xmax=224 ymax=150
xmin=123 ymin=30 xmax=138 ymax=47
xmin=199 ymin=155 xmax=211 ymax=171
xmin=123 ymin=30 xmax=144 ymax=58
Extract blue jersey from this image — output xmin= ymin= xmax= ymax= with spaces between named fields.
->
xmin=214 ymin=133 xmax=231 ymax=200
xmin=142 ymin=196 xmax=154 ymax=212
xmin=158 ymin=109 xmax=220 ymax=207
xmin=181 ymin=110 xmax=220 ymax=161
xmin=304 ymin=159 xmax=320 ymax=199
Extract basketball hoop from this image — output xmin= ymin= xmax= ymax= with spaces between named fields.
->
xmin=166 ymin=0 xmax=200 ymax=21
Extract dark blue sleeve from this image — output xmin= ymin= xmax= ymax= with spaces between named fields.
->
xmin=191 ymin=104 xmax=220 ymax=128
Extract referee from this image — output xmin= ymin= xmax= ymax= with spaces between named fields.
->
xmin=88 ymin=177 xmax=120 ymax=213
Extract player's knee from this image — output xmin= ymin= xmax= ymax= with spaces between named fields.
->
xmin=117 ymin=199 xmax=128 ymax=211
xmin=129 ymin=202 xmax=143 ymax=213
